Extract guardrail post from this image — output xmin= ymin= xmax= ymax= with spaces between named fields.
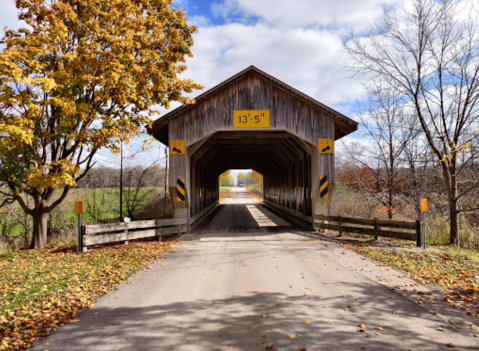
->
xmin=421 ymin=212 xmax=426 ymax=250
xmin=77 ymin=214 xmax=82 ymax=253
xmin=416 ymin=220 xmax=421 ymax=248
xmin=81 ymin=226 xmax=87 ymax=252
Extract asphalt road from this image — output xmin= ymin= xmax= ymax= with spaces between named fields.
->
xmin=32 ymin=189 xmax=479 ymax=351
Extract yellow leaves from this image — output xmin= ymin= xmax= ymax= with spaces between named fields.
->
xmin=25 ymin=161 xmax=80 ymax=191
xmin=0 ymin=0 xmax=202 ymax=204
xmin=199 ymin=306 xmax=206 ymax=310
xmin=0 ymin=240 xmax=175 ymax=351
xmin=303 ymin=320 xmax=310 ymax=324
xmin=288 ymin=335 xmax=296 ymax=339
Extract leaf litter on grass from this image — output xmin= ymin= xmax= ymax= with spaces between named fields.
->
xmin=340 ymin=241 xmax=479 ymax=319
xmin=0 ymin=240 xmax=176 ymax=350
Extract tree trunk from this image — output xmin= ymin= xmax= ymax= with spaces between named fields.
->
xmin=30 ymin=210 xmax=49 ymax=249
xmin=444 ymin=160 xmax=459 ymax=246
xmin=120 ymin=141 xmax=123 ymax=222
xmin=449 ymin=197 xmax=459 ymax=245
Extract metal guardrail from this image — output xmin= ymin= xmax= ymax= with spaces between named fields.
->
xmin=314 ymin=214 xmax=422 ymax=247
xmin=81 ymin=218 xmax=187 ymax=252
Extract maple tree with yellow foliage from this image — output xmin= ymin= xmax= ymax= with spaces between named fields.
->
xmin=0 ymin=0 xmax=202 ymax=248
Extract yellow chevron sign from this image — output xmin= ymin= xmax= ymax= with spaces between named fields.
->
xmin=170 ymin=140 xmax=185 ymax=155
xmin=177 ymin=179 xmax=186 ymax=202
xmin=318 ymin=139 xmax=333 ymax=154
xmin=320 ymin=175 xmax=328 ymax=199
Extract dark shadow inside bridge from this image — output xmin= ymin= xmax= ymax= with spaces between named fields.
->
xmin=189 ymin=131 xmax=314 ymax=231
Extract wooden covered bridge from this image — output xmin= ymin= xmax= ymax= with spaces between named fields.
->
xmin=148 ymin=66 xmax=358 ymax=231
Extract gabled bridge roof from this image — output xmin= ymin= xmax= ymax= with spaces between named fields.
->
xmin=148 ymin=65 xmax=358 ymax=145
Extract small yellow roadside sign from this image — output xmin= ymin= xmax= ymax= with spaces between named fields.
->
xmin=421 ymin=198 xmax=427 ymax=212
xmin=318 ymin=139 xmax=333 ymax=154
xmin=170 ymin=140 xmax=185 ymax=155
xmin=74 ymin=201 xmax=83 ymax=215
xmin=233 ymin=110 xmax=270 ymax=128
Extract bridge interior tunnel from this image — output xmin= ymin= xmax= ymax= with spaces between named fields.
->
xmin=188 ymin=131 xmax=314 ymax=228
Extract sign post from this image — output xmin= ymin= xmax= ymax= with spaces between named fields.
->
xmin=420 ymin=198 xmax=427 ymax=250
xmin=74 ymin=201 xmax=83 ymax=253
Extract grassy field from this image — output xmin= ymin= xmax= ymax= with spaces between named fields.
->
xmin=219 ymin=187 xmax=230 ymax=201
xmin=247 ymin=184 xmax=262 ymax=194
xmin=0 ymin=187 xmax=170 ymax=251
xmin=0 ymin=239 xmax=177 ymax=350
xmin=63 ymin=187 xmax=166 ymax=223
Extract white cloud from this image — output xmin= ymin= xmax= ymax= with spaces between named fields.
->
xmin=177 ymin=22 xmax=366 ymax=114
xmin=211 ymin=0 xmax=402 ymax=32
xmin=0 ymin=0 xmax=24 ymax=37
xmin=189 ymin=15 xmax=211 ymax=27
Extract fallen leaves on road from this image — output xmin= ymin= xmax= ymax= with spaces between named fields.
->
xmin=288 ymin=335 xmax=296 ymax=339
xmin=303 ymin=320 xmax=310 ymax=324
xmin=265 ymin=345 xmax=277 ymax=351
xmin=0 ymin=240 xmax=175 ymax=350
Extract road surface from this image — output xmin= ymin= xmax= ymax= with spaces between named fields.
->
xmin=32 ymin=189 xmax=478 ymax=350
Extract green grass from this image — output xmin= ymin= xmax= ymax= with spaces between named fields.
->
xmin=247 ymin=184 xmax=262 ymax=193
xmin=219 ymin=187 xmax=231 ymax=192
xmin=0 ymin=187 xmax=168 ymax=250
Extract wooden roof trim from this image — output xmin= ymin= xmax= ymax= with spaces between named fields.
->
xmin=149 ymin=66 xmax=358 ymax=134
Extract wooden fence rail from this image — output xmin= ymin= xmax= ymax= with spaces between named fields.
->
xmin=81 ymin=218 xmax=187 ymax=252
xmin=314 ymin=214 xmax=422 ymax=247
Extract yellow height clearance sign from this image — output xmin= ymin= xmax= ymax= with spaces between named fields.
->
xmin=233 ymin=110 xmax=270 ymax=128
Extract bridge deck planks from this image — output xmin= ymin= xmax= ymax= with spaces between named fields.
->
xmin=195 ymin=204 xmax=293 ymax=235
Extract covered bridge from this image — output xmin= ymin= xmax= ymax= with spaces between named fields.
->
xmin=148 ymin=66 xmax=358 ymax=230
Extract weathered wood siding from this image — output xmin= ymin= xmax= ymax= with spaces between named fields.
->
xmin=167 ymin=72 xmax=337 ymax=227
xmin=170 ymin=75 xmax=335 ymax=147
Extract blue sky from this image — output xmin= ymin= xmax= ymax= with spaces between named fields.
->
xmin=0 ymin=0 xmax=406 ymax=182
